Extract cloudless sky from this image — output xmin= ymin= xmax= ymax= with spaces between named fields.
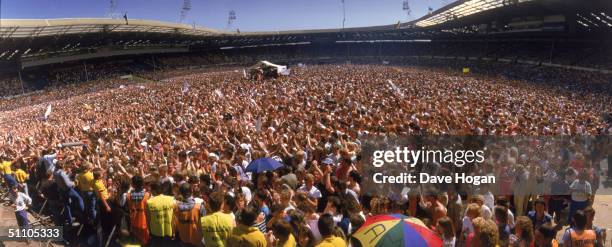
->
xmin=0 ymin=0 xmax=450 ymax=31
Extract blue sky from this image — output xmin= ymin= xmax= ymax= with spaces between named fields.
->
xmin=0 ymin=0 xmax=450 ymax=31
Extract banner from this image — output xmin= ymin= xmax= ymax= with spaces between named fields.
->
xmin=279 ymin=68 xmax=291 ymax=76
xmin=182 ymin=82 xmax=190 ymax=94
xmin=44 ymin=104 xmax=52 ymax=120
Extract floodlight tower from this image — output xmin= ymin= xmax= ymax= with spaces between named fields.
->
xmin=341 ymin=0 xmax=346 ymax=29
xmin=180 ymin=0 xmax=192 ymax=23
xmin=107 ymin=0 xmax=119 ymax=18
xmin=402 ymin=0 xmax=411 ymax=20
xmin=227 ymin=10 xmax=237 ymax=30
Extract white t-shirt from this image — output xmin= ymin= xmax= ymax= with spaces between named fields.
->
xmin=462 ymin=216 xmax=474 ymax=235
xmin=11 ymin=192 xmax=32 ymax=212
xmin=443 ymin=236 xmax=456 ymax=247
xmin=507 ymin=209 xmax=515 ymax=228
xmin=484 ymin=192 xmax=495 ymax=210
xmin=299 ymin=185 xmax=322 ymax=199
xmin=307 ymin=216 xmax=322 ymax=242
xmin=570 ymin=180 xmax=592 ymax=202
xmin=160 ymin=175 xmax=175 ymax=184
xmin=482 ymin=205 xmax=492 ymax=220
xmin=241 ymin=186 xmax=252 ymax=203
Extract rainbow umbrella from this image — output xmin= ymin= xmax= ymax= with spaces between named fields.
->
xmin=352 ymin=214 xmax=442 ymax=247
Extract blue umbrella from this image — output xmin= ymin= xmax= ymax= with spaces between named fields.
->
xmin=246 ymin=158 xmax=283 ymax=173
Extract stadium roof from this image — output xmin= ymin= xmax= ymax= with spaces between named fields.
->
xmin=415 ymin=0 xmax=537 ymax=27
xmin=0 ymin=0 xmax=610 ymax=64
xmin=413 ymin=0 xmax=612 ymax=29
xmin=0 ymin=18 xmax=407 ymax=40
xmin=0 ymin=18 xmax=228 ymax=39
xmin=0 ymin=17 xmax=423 ymax=61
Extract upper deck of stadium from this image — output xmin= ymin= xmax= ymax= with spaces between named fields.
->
xmin=0 ymin=0 xmax=610 ymax=66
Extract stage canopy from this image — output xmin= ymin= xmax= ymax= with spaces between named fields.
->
xmin=249 ymin=61 xmax=290 ymax=75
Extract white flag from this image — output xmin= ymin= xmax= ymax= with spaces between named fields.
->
xmin=44 ymin=104 xmax=52 ymax=120
xmin=214 ymin=89 xmax=223 ymax=98
xmin=279 ymin=68 xmax=291 ymax=76
xmin=242 ymin=69 xmax=247 ymax=79
xmin=387 ymin=80 xmax=404 ymax=97
xmin=182 ymin=82 xmax=190 ymax=94
xmin=255 ymin=118 xmax=262 ymax=132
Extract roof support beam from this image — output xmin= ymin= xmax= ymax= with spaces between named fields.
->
xmin=1 ymin=26 xmax=19 ymax=39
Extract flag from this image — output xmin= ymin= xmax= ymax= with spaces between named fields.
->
xmin=387 ymin=80 xmax=404 ymax=97
xmin=396 ymin=20 xmax=401 ymax=29
xmin=182 ymin=82 xmax=190 ymax=94
xmin=123 ymin=13 xmax=129 ymax=25
xmin=428 ymin=7 xmax=433 ymax=15
xmin=214 ymin=89 xmax=223 ymax=98
xmin=279 ymin=68 xmax=290 ymax=76
xmin=242 ymin=69 xmax=247 ymax=79
xmin=44 ymin=104 xmax=52 ymax=120
xmin=255 ymin=118 xmax=262 ymax=132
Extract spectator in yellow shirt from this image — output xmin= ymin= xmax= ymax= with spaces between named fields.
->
xmin=315 ymin=214 xmax=347 ymax=247
xmin=93 ymin=168 xmax=110 ymax=208
xmin=76 ymin=163 xmax=96 ymax=224
xmin=147 ymin=181 xmax=176 ymax=246
xmin=92 ymin=167 xmax=113 ymax=245
xmin=13 ymin=166 xmax=28 ymax=183
xmin=226 ymin=205 xmax=267 ymax=247
xmin=93 ymin=167 xmax=112 ymax=236
xmin=1 ymin=160 xmax=13 ymax=175
xmin=269 ymin=220 xmax=297 ymax=247
xmin=1 ymin=159 xmax=17 ymax=189
xmin=13 ymin=163 xmax=29 ymax=197
xmin=201 ymin=192 xmax=234 ymax=247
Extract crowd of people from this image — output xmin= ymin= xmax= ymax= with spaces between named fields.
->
xmin=0 ymin=63 xmax=610 ymax=247
xmin=0 ymin=77 xmax=31 ymax=98
xmin=3 ymin=40 xmax=610 ymax=100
